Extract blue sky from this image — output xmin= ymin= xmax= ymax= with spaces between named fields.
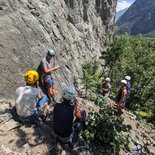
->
xmin=117 ymin=0 xmax=135 ymax=12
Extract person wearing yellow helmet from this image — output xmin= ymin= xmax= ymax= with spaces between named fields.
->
xmin=15 ymin=70 xmax=49 ymax=124
xmin=37 ymin=49 xmax=59 ymax=102
xmin=24 ymin=70 xmax=39 ymax=85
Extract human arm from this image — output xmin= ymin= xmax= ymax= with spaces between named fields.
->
xmin=120 ymin=89 xmax=127 ymax=101
xmin=41 ymin=58 xmax=59 ymax=74
xmin=102 ymin=88 xmax=109 ymax=93
xmin=73 ymin=98 xmax=81 ymax=119
xmin=43 ymin=65 xmax=59 ymax=74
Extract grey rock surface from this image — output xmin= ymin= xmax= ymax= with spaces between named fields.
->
xmin=0 ymin=0 xmax=116 ymax=98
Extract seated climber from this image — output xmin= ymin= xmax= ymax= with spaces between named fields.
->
xmin=37 ymin=49 xmax=59 ymax=102
xmin=53 ymin=86 xmax=86 ymax=145
xmin=15 ymin=70 xmax=49 ymax=124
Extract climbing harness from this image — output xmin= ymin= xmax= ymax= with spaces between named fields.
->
xmin=117 ymin=102 xmax=126 ymax=109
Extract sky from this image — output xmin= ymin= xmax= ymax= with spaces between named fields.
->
xmin=116 ymin=0 xmax=135 ymax=12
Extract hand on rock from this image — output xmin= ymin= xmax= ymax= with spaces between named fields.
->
xmin=53 ymin=66 xmax=59 ymax=70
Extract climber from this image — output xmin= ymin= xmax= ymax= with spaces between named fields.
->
xmin=15 ymin=70 xmax=49 ymax=124
xmin=115 ymin=79 xmax=127 ymax=109
xmin=53 ymin=86 xmax=86 ymax=146
xmin=37 ymin=49 xmax=59 ymax=102
xmin=125 ymin=75 xmax=131 ymax=96
xmin=102 ymin=77 xmax=111 ymax=97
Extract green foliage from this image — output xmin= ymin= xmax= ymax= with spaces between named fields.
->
xmin=138 ymin=111 xmax=152 ymax=119
xmin=80 ymin=60 xmax=102 ymax=97
xmin=80 ymin=35 xmax=155 ymax=152
xmin=82 ymin=103 xmax=132 ymax=153
xmin=101 ymin=34 xmax=155 ymax=114
xmin=143 ymin=29 xmax=155 ymax=38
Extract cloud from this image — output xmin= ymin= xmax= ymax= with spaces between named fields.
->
xmin=116 ymin=1 xmax=132 ymax=12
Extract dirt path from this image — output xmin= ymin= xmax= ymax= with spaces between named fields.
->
xmin=121 ymin=109 xmax=155 ymax=154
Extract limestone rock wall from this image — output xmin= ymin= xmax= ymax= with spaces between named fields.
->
xmin=0 ymin=0 xmax=116 ymax=98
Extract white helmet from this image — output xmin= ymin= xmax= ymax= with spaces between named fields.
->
xmin=125 ymin=76 xmax=131 ymax=81
xmin=105 ymin=77 xmax=111 ymax=82
xmin=63 ymin=86 xmax=76 ymax=100
xmin=121 ymin=79 xmax=127 ymax=85
xmin=47 ymin=49 xmax=56 ymax=56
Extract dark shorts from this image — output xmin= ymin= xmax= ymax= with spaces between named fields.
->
xmin=43 ymin=75 xmax=54 ymax=89
xmin=117 ymin=101 xmax=126 ymax=109
xmin=18 ymin=112 xmax=39 ymax=124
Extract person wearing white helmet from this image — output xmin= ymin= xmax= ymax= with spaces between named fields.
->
xmin=53 ymin=86 xmax=86 ymax=144
xmin=115 ymin=80 xmax=127 ymax=109
xmin=37 ymin=49 xmax=59 ymax=102
xmin=102 ymin=77 xmax=111 ymax=97
xmin=125 ymin=75 xmax=131 ymax=95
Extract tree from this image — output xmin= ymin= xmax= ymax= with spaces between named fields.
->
xmin=102 ymin=35 xmax=155 ymax=113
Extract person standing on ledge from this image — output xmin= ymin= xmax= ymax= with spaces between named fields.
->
xmin=125 ymin=75 xmax=131 ymax=96
xmin=115 ymin=80 xmax=127 ymax=109
xmin=102 ymin=77 xmax=111 ymax=98
xmin=37 ymin=49 xmax=59 ymax=102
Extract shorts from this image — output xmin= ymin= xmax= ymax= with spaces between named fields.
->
xmin=37 ymin=95 xmax=49 ymax=107
xmin=43 ymin=75 xmax=54 ymax=89
xmin=117 ymin=102 xmax=126 ymax=109
xmin=19 ymin=112 xmax=39 ymax=124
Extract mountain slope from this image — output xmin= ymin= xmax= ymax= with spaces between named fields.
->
xmin=116 ymin=0 xmax=155 ymax=35
xmin=115 ymin=8 xmax=127 ymax=22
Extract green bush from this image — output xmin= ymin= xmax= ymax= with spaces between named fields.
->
xmin=79 ymin=35 xmax=155 ymax=153
xmin=82 ymin=103 xmax=132 ymax=153
xmin=80 ymin=60 xmax=102 ymax=97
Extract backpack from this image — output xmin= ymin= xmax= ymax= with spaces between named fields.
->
xmin=72 ymin=110 xmax=87 ymax=143
xmin=37 ymin=63 xmax=42 ymax=84
xmin=37 ymin=64 xmax=48 ymax=95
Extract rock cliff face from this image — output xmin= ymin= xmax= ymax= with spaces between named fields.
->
xmin=0 ymin=0 xmax=116 ymax=98
xmin=116 ymin=0 xmax=155 ymax=35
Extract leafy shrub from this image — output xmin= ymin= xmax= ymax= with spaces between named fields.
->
xmin=138 ymin=111 xmax=152 ymax=119
xmin=82 ymin=103 xmax=132 ymax=153
xmin=80 ymin=60 xmax=102 ymax=97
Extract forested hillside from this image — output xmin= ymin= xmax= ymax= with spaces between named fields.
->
xmin=116 ymin=0 xmax=155 ymax=36
xmin=102 ymin=35 xmax=155 ymax=115
xmin=79 ymin=35 xmax=155 ymax=154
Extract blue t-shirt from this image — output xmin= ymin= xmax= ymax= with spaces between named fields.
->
xmin=126 ymin=83 xmax=131 ymax=95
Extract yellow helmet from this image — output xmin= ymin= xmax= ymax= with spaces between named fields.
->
xmin=24 ymin=70 xmax=39 ymax=85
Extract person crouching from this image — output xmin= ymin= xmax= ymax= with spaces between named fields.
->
xmin=53 ymin=86 xmax=86 ymax=146
xmin=15 ymin=70 xmax=49 ymax=124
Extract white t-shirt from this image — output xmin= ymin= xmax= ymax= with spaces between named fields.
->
xmin=15 ymin=86 xmax=42 ymax=117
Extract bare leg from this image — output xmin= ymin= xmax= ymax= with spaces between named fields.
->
xmin=48 ymin=87 xmax=56 ymax=103
xmin=43 ymin=103 xmax=48 ymax=115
